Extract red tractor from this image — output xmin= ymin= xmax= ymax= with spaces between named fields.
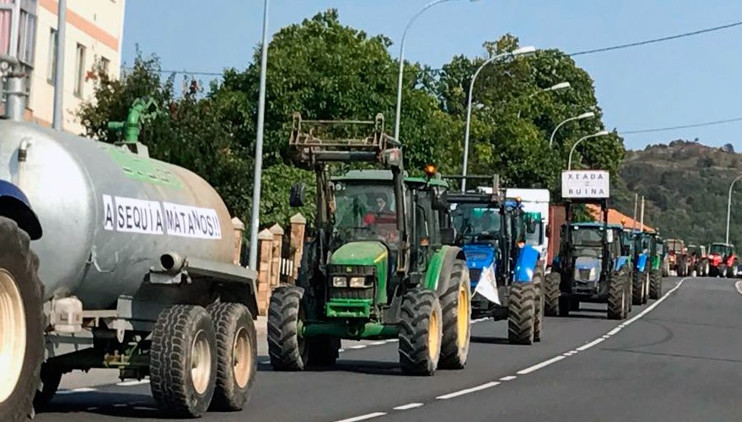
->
xmin=687 ymin=244 xmax=709 ymax=276
xmin=708 ymin=242 xmax=739 ymax=278
xmin=665 ymin=238 xmax=689 ymax=276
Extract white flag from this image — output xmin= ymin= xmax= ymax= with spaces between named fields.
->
xmin=474 ymin=263 xmax=500 ymax=305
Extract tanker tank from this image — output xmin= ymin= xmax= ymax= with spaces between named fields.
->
xmin=0 ymin=120 xmax=236 ymax=309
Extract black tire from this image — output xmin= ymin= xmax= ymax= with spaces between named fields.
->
xmin=570 ymin=297 xmax=581 ymax=311
xmin=642 ymin=270 xmax=650 ymax=304
xmin=207 ymin=303 xmax=257 ymax=412
xmin=607 ymin=272 xmax=627 ymax=320
xmin=150 ymin=305 xmax=218 ymax=418
xmin=438 ymin=259 xmax=471 ymax=369
xmin=709 ymin=265 xmax=718 ymax=277
xmin=649 ymin=270 xmax=662 ymax=299
xmin=0 ymin=217 xmax=45 ymax=422
xmin=544 ymin=272 xmax=561 ymax=317
xmin=719 ymin=264 xmax=727 ymax=278
xmin=558 ymin=295 xmax=571 ymax=317
xmin=398 ymin=289 xmax=442 ymax=376
xmin=632 ymin=269 xmax=644 ymax=305
xmin=267 ymin=285 xmax=307 ymax=371
xmin=33 ymin=364 xmax=62 ymax=410
xmin=307 ymin=337 xmax=340 ymax=367
xmin=508 ymin=282 xmax=535 ymax=345
xmin=532 ymin=267 xmax=545 ymax=343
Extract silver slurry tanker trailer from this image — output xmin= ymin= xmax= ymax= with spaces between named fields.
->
xmin=0 ymin=98 xmax=259 ymax=420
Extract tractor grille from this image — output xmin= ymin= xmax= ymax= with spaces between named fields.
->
xmin=469 ymin=268 xmax=482 ymax=282
xmin=578 ymin=268 xmax=592 ymax=280
xmin=329 ymin=287 xmax=375 ymax=300
xmin=328 ymin=265 xmax=376 ymax=301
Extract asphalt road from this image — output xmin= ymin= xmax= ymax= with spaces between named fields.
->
xmin=34 ymin=276 xmax=742 ymax=422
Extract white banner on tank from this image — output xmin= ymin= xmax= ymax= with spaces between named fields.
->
xmin=162 ymin=202 xmax=222 ymax=239
xmin=102 ymin=195 xmax=222 ymax=239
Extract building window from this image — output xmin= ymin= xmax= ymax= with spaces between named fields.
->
xmin=100 ymin=56 xmax=110 ymax=76
xmin=47 ymin=28 xmax=56 ymax=84
xmin=74 ymin=43 xmax=85 ymax=97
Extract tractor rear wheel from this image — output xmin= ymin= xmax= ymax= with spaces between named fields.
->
xmin=150 ymin=305 xmax=218 ymax=418
xmin=532 ymin=267 xmax=545 ymax=342
xmin=544 ymin=272 xmax=561 ymax=317
xmin=0 ymin=217 xmax=45 ymax=422
xmin=649 ymin=270 xmax=662 ymax=299
xmin=207 ymin=303 xmax=257 ymax=412
xmin=642 ymin=271 xmax=650 ymax=304
xmin=632 ymin=269 xmax=644 ymax=305
xmin=267 ymin=285 xmax=307 ymax=371
xmin=399 ymin=289 xmax=442 ymax=376
xmin=508 ymin=282 xmax=535 ymax=345
xmin=438 ymin=259 xmax=471 ymax=369
xmin=607 ymin=272 xmax=628 ymax=320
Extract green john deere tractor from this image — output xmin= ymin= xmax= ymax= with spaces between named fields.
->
xmin=268 ymin=113 xmax=471 ymax=375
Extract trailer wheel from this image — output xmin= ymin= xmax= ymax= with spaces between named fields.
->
xmin=150 ymin=305 xmax=217 ymax=418
xmin=544 ymin=272 xmax=561 ymax=317
xmin=267 ymin=285 xmax=307 ymax=371
xmin=508 ymin=282 xmax=535 ymax=345
xmin=607 ymin=272 xmax=627 ymax=320
xmin=532 ymin=268 xmax=545 ymax=342
xmin=438 ymin=258 xmax=471 ymax=369
xmin=398 ymin=289 xmax=442 ymax=376
xmin=207 ymin=303 xmax=256 ymax=412
xmin=307 ymin=337 xmax=340 ymax=367
xmin=33 ymin=365 xmax=62 ymax=410
xmin=0 ymin=217 xmax=44 ymax=422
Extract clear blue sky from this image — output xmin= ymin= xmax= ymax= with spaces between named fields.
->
xmin=121 ymin=0 xmax=742 ymax=151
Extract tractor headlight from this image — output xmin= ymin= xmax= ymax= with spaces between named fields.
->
xmin=332 ymin=276 xmax=347 ymax=287
xmin=349 ymin=276 xmax=367 ymax=288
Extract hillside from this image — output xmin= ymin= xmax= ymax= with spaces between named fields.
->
xmin=610 ymin=140 xmax=742 ymax=245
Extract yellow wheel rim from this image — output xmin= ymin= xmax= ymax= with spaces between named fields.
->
xmin=427 ymin=306 xmax=440 ymax=362
xmin=232 ymin=326 xmax=252 ymax=388
xmin=456 ymin=282 xmax=470 ymax=349
xmin=0 ymin=269 xmax=26 ymax=403
xmin=190 ymin=329 xmax=212 ymax=395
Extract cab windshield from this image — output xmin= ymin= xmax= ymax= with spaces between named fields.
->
xmin=451 ymin=203 xmax=501 ymax=241
xmin=570 ymin=226 xmax=603 ymax=257
xmin=332 ymin=181 xmax=399 ymax=245
xmin=710 ymin=244 xmax=729 ymax=255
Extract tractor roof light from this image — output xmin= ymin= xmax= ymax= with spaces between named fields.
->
xmin=424 ymin=164 xmax=437 ymax=178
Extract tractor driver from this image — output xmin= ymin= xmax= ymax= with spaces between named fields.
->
xmin=363 ymin=194 xmax=399 ymax=244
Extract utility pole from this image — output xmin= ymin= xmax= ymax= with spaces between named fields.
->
xmin=632 ymin=193 xmax=638 ymax=231
xmin=640 ymin=196 xmax=645 ymax=229
xmin=52 ymin=0 xmax=66 ymax=130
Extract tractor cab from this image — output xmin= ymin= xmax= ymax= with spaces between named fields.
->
xmin=708 ymin=242 xmax=738 ymax=277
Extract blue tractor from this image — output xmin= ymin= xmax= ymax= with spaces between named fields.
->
xmin=544 ymin=199 xmax=633 ymax=320
xmin=444 ymin=175 xmax=545 ymax=345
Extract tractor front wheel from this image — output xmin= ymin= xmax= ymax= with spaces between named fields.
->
xmin=544 ymin=272 xmax=561 ymax=317
xmin=508 ymin=282 xmax=536 ymax=345
xmin=438 ymin=259 xmax=471 ymax=370
xmin=532 ymin=267 xmax=545 ymax=342
xmin=267 ymin=285 xmax=307 ymax=371
xmin=649 ymin=270 xmax=663 ymax=299
xmin=608 ymin=271 xmax=628 ymax=320
xmin=399 ymin=289 xmax=442 ymax=376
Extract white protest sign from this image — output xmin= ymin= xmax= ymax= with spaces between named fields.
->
xmin=561 ymin=170 xmax=610 ymax=199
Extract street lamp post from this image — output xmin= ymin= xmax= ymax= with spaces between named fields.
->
xmin=393 ymin=0 xmax=479 ymax=143
xmin=460 ymin=45 xmax=537 ymax=192
xmin=516 ymin=81 xmax=571 ymax=118
xmin=725 ymin=175 xmax=742 ymax=244
xmin=549 ymin=112 xmax=595 ymax=148
xmin=567 ymin=130 xmax=609 ymax=170
xmin=248 ymin=0 xmax=270 ymax=270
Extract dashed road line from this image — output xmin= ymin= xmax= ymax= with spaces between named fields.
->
xmin=575 ymin=337 xmax=605 ymax=352
xmin=116 ymin=379 xmax=149 ymax=386
xmin=350 ymin=344 xmax=367 ymax=349
xmin=436 ymin=381 xmax=500 ymax=400
xmin=393 ymin=403 xmax=424 ymax=410
xmin=334 ymin=412 xmax=387 ymax=422
xmin=499 ymin=375 xmax=517 ymax=381
xmin=517 ymin=355 xmax=566 ymax=375
xmin=57 ymin=387 xmax=97 ymax=395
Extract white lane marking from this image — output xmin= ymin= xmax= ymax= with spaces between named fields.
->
xmin=334 ymin=412 xmax=387 ymax=422
xmin=339 ymin=349 xmax=345 ymax=352
xmin=386 ymin=339 xmax=399 ymax=343
xmin=57 ymin=387 xmax=97 ymax=395
xmin=368 ymin=341 xmax=387 ymax=346
xmin=735 ymin=280 xmax=742 ymax=295
xmin=350 ymin=345 xmax=367 ymax=349
xmin=576 ymin=337 xmax=605 ymax=352
xmin=606 ymin=327 xmax=621 ymax=336
xmin=436 ymin=381 xmax=500 ymax=400
xmin=261 ymin=360 xmax=271 ymax=365
xmin=499 ymin=375 xmax=517 ymax=381
xmin=517 ymin=355 xmax=566 ymax=375
xmin=113 ymin=403 xmax=127 ymax=408
xmin=116 ymin=379 xmax=149 ymax=386
xmin=393 ymin=403 xmax=424 ymax=410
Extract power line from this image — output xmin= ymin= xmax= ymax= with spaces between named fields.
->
xmin=621 ymin=116 xmax=742 ymax=134
xmin=569 ymin=19 xmax=742 ymax=56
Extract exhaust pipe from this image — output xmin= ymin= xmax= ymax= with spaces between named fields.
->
xmin=160 ymin=252 xmax=186 ymax=273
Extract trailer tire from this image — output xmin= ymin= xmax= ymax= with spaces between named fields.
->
xmin=532 ymin=267 xmax=545 ymax=342
xmin=0 ymin=217 xmax=45 ymax=422
xmin=307 ymin=337 xmax=340 ymax=367
xmin=649 ymin=270 xmax=662 ymax=299
xmin=207 ymin=303 xmax=257 ymax=412
xmin=608 ymin=272 xmax=627 ymax=320
xmin=508 ymin=282 xmax=535 ymax=345
xmin=267 ymin=285 xmax=307 ymax=371
xmin=399 ymin=289 xmax=442 ymax=376
xmin=544 ymin=272 xmax=561 ymax=317
xmin=150 ymin=305 xmax=218 ymax=418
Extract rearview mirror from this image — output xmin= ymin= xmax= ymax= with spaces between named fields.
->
xmin=432 ymin=190 xmax=449 ymax=211
xmin=289 ymin=183 xmax=305 ymax=207
xmin=440 ymin=227 xmax=456 ymax=245
xmin=606 ymin=230 xmax=614 ymax=244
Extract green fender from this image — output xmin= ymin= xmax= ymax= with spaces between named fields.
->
xmin=423 ymin=245 xmax=466 ymax=294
